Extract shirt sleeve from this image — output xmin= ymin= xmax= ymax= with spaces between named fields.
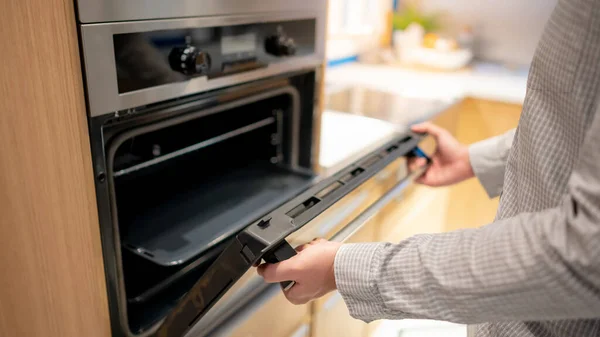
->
xmin=468 ymin=129 xmax=516 ymax=199
xmin=334 ymin=105 xmax=600 ymax=324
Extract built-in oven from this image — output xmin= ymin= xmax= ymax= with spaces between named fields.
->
xmin=76 ymin=3 xmax=432 ymax=337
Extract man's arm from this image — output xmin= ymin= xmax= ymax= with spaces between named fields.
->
xmin=335 ymin=109 xmax=600 ymax=324
xmin=469 ymin=129 xmax=516 ymax=198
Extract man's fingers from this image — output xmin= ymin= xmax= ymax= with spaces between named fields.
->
xmin=283 ymin=285 xmax=309 ymax=305
xmin=295 ymin=243 xmax=310 ymax=252
xmin=257 ymin=260 xmax=297 ymax=283
xmin=408 ymin=157 xmax=427 ymax=172
xmin=305 ymin=238 xmax=324 ymax=246
xmin=410 ymin=122 xmax=445 ymax=140
xmin=414 ymin=164 xmax=436 ymax=186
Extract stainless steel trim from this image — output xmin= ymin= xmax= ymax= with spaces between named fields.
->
xmin=113 ymin=116 xmax=276 ymax=177
xmin=80 ymin=11 xmax=326 ymax=117
xmin=76 ymin=0 xmax=326 ymax=24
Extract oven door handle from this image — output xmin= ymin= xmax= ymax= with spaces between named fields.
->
xmin=151 ymin=131 xmax=432 ymax=337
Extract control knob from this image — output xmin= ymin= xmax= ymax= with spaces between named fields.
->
xmin=168 ymin=46 xmax=211 ymax=76
xmin=265 ymin=27 xmax=297 ymax=57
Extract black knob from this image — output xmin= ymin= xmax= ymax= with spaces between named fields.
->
xmin=265 ymin=28 xmax=297 ymax=57
xmin=168 ymin=46 xmax=211 ymax=76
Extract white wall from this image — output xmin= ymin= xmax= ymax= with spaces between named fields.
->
xmin=326 ymin=0 xmax=393 ymax=61
xmin=420 ymin=0 xmax=557 ymax=66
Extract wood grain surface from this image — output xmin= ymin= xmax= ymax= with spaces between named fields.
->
xmin=0 ymin=1 xmax=111 ymax=336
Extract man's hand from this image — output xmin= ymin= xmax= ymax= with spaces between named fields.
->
xmin=257 ymin=239 xmax=341 ymax=305
xmin=410 ymin=122 xmax=474 ymax=186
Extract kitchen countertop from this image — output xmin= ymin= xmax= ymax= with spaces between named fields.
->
xmin=318 ymin=110 xmax=401 ymax=175
xmin=318 ymin=61 xmax=527 ymax=171
xmin=325 ymin=62 xmax=528 ymax=104
xmin=318 ymin=86 xmax=456 ymax=174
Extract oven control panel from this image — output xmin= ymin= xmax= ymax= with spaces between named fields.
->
xmin=113 ymin=19 xmax=315 ymax=94
xmin=168 ymin=45 xmax=212 ymax=76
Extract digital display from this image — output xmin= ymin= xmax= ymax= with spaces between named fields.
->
xmin=221 ymin=33 xmax=256 ymax=55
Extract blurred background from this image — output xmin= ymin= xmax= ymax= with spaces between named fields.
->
xmin=326 ymin=0 xmax=555 ymax=70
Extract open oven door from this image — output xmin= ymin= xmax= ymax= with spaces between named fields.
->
xmin=150 ymin=131 xmax=432 ymax=337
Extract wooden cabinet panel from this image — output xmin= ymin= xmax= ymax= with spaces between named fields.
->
xmin=0 ymin=1 xmax=111 ymax=337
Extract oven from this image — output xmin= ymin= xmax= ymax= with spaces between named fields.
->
xmin=76 ymin=3 xmax=432 ymax=337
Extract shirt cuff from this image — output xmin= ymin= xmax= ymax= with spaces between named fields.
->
xmin=334 ymin=242 xmax=388 ymax=322
xmin=469 ymin=139 xmax=506 ymax=199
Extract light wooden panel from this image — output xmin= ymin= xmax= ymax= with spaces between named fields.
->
xmin=444 ymin=98 xmax=522 ymax=231
xmin=0 ymin=1 xmax=111 ymax=337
